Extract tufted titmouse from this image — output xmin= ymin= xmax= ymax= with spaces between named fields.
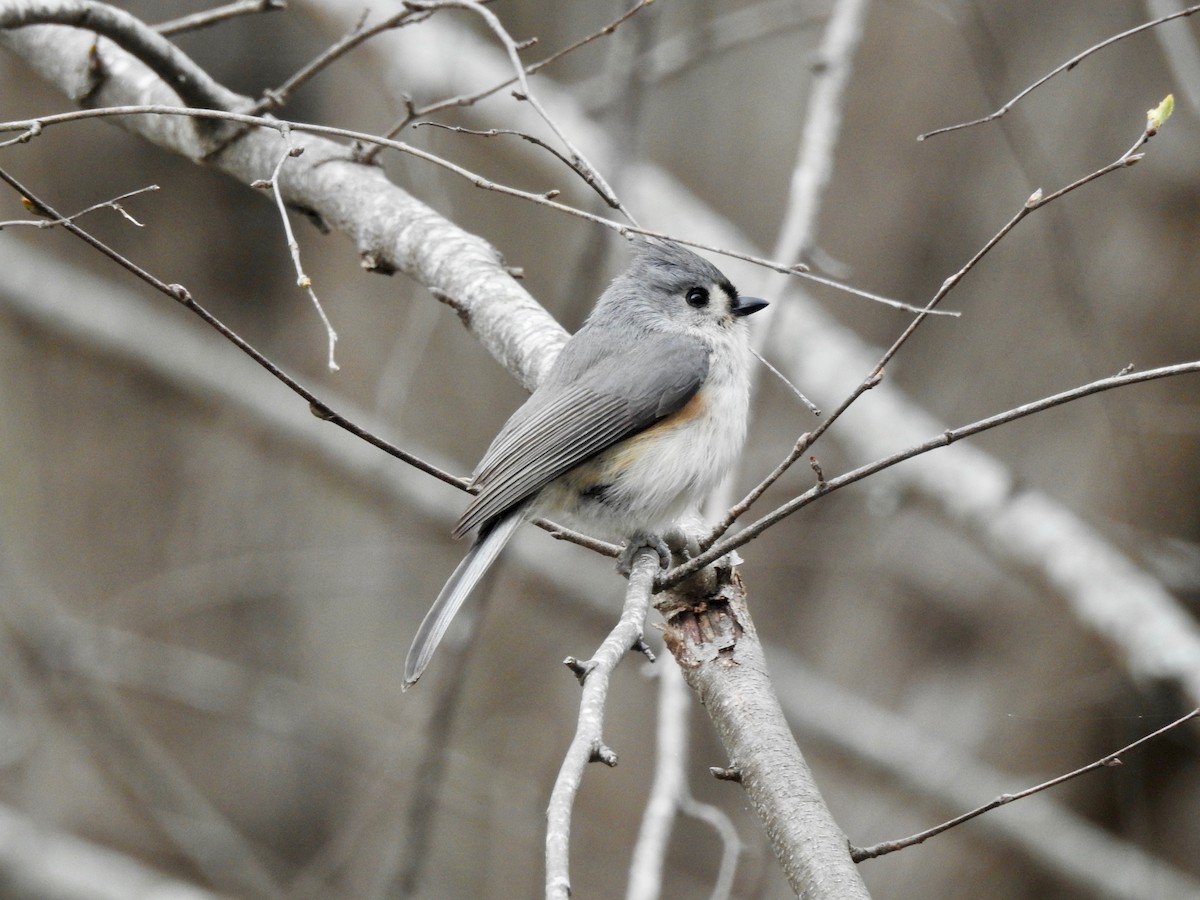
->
xmin=403 ymin=240 xmax=767 ymax=688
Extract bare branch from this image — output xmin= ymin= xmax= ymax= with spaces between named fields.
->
xmin=671 ymin=358 xmax=1200 ymax=588
xmin=677 ymin=789 xmax=741 ymax=900
xmin=0 ymin=183 xmax=157 ymax=229
xmin=627 ymin=657 xmax=688 ymax=900
xmin=405 ymin=0 xmax=635 ymax=220
xmin=361 ymin=0 xmax=653 ymax=162
xmin=0 ymin=0 xmax=244 ymax=113
xmin=414 ymin=120 xmax=623 ymax=209
xmin=852 ymin=708 xmax=1200 ymax=861
xmin=919 ymin=3 xmax=1200 ymax=139
xmin=658 ymin=564 xmax=870 ymax=898
xmin=253 ymin=6 xmax=428 ymax=112
xmin=255 ymin=129 xmax=340 ymax=370
xmin=155 ymin=0 xmax=286 ymax=37
xmin=545 ymin=549 xmax=659 ymax=900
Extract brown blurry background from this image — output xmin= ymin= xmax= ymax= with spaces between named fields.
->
xmin=1 ymin=1 xmax=1199 ymax=898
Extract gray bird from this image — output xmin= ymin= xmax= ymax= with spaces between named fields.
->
xmin=403 ymin=240 xmax=767 ymax=688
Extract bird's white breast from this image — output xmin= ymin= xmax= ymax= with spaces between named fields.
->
xmin=544 ymin=325 xmax=754 ymax=540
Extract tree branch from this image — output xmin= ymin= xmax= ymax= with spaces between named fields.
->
xmin=155 ymin=0 xmax=285 ymax=37
xmin=0 ymin=20 xmax=569 ymax=392
xmin=919 ymin=2 xmax=1200 ymax=139
xmin=657 ymin=562 xmax=871 ymax=899
xmin=545 ymin=548 xmax=658 ymax=900
xmin=667 ymin=358 xmax=1200 ymax=588
xmin=0 ymin=0 xmax=244 ymax=113
xmin=852 ymin=708 xmax=1200 ymax=861
xmin=772 ymin=657 xmax=1200 ymax=899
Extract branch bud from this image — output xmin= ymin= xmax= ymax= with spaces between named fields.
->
xmin=1146 ymin=94 xmax=1174 ymax=132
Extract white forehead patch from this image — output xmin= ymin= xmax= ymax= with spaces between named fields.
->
xmin=708 ymin=282 xmax=740 ymax=318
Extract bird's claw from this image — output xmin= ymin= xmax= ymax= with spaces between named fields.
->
xmin=617 ymin=533 xmax=671 ymax=576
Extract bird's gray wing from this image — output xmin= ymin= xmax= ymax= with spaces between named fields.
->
xmin=453 ymin=329 xmax=709 ymax=537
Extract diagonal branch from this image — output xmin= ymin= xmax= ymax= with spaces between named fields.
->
xmin=919 ymin=3 xmax=1200 ymax=139
xmin=666 ymin=358 xmax=1200 ymax=589
xmin=0 ymin=17 xmax=569 ymax=390
xmin=852 ymin=708 xmax=1200 ymax=861
xmin=406 ymin=0 xmax=635 ymax=221
xmin=657 ymin=563 xmax=870 ymax=898
xmin=545 ymin=549 xmax=659 ymax=900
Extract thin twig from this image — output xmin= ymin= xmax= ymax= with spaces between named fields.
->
xmin=522 ymin=0 xmax=651 ymax=79
xmin=252 ymin=7 xmax=429 ymax=113
xmin=405 ymin=0 xmax=635 ymax=221
xmin=919 ymin=3 xmax=1200 ymax=140
xmin=0 ymin=121 xmax=41 ymax=149
xmin=0 ymin=164 xmax=449 ymax=486
xmin=852 ymin=708 xmax=1200 ymax=861
xmin=415 ymin=121 xmax=620 ymax=209
xmin=0 ymin=104 xmax=933 ymax=314
xmin=678 ymin=790 xmax=741 ymax=900
xmin=155 ymin=0 xmax=286 ymax=37
xmin=669 ymin=357 xmax=1200 ymax=589
xmin=750 ymin=347 xmax=820 ymax=415
xmin=0 ymin=183 xmax=158 ymax=229
xmin=360 ymin=0 xmax=653 ymax=163
xmin=546 ymin=549 xmax=658 ymax=900
xmin=627 ymin=656 xmax=687 ymax=900
xmin=255 ymin=127 xmax=339 ymax=370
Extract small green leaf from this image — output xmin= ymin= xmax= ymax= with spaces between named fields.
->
xmin=1147 ymin=94 xmax=1175 ymax=130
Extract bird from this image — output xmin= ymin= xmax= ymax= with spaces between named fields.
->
xmin=403 ymin=239 xmax=767 ymax=688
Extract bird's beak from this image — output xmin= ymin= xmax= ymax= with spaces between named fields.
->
xmin=731 ymin=296 xmax=769 ymax=317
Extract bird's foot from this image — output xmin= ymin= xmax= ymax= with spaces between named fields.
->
xmin=616 ymin=533 xmax=671 ymax=576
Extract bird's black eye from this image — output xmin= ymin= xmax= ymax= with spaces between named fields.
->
xmin=686 ymin=287 xmax=710 ymax=308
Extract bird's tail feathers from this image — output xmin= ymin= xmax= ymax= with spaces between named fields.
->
xmin=402 ymin=508 xmax=525 ymax=689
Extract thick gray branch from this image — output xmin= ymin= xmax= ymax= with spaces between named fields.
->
xmin=0 ymin=16 xmax=566 ymax=391
xmin=659 ymin=566 xmax=870 ymax=900
xmin=0 ymin=0 xmax=243 ymax=110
